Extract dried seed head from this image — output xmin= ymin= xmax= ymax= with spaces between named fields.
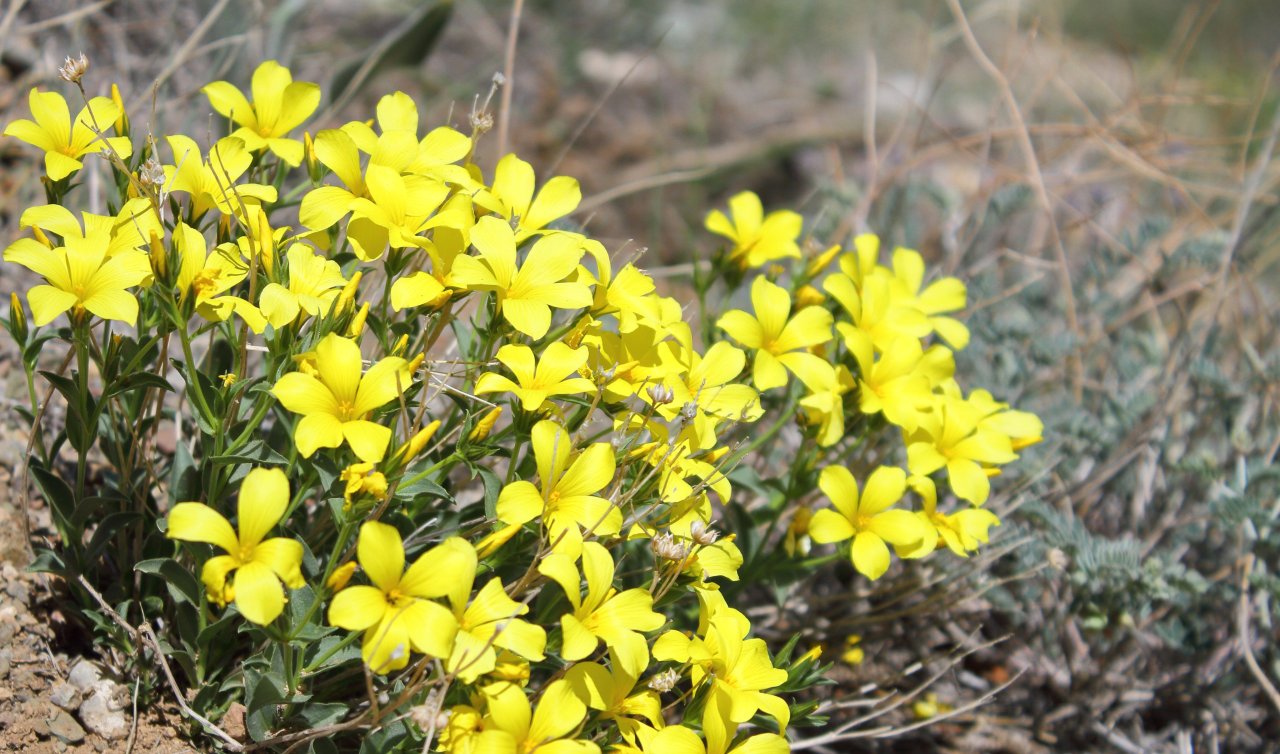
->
xmin=679 ymin=401 xmax=699 ymax=421
xmin=138 ymin=157 xmax=166 ymax=190
xmin=595 ymin=364 xmax=617 ymax=382
xmin=647 ymin=668 xmax=680 ymax=693
xmin=470 ymin=109 xmax=494 ymax=134
xmin=651 ymin=532 xmax=689 ymax=562
xmin=59 ymin=53 xmax=89 ymax=84
xmin=689 ymin=520 xmax=720 ymax=546
xmin=647 ymin=383 xmax=674 ymax=405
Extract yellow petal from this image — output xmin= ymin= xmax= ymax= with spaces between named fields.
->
xmin=858 ymin=466 xmax=907 ymax=516
xmin=237 ymin=467 xmax=290 ymax=549
xmin=167 ymin=502 xmax=239 ymax=553
xmin=294 ymin=412 xmax=344 ymax=457
xmin=342 ymin=419 xmax=393 ymax=463
xmin=496 ymin=481 xmax=546 ymax=526
xmin=399 ymin=537 xmax=477 ymax=604
xmin=807 ymin=508 xmax=854 ymax=545
xmin=357 ymin=521 xmax=405 ymax=593
xmin=253 ymin=537 xmax=305 ymax=588
xmin=27 ymin=285 xmax=78 ymax=327
xmin=272 ymin=372 xmax=339 ymax=416
xmin=528 ymin=679 xmax=586 ymax=744
xmin=314 ymin=333 xmax=363 ymax=406
xmin=329 ymin=584 xmax=389 ymax=631
xmin=202 ymin=81 xmax=255 ymax=129
xmin=400 ymin=598 xmax=458 ymax=658
xmin=232 ymin=560 xmax=285 ymax=625
xmin=817 ymin=465 xmax=860 ymax=521
xmin=850 ymin=531 xmax=891 ymax=580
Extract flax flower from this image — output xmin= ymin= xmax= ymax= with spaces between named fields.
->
xmin=270 ymin=333 xmax=413 ymax=462
xmin=642 ymin=725 xmax=789 ymax=754
xmin=202 ymin=60 xmax=320 ymax=166
xmin=475 ymin=342 xmax=595 ymax=412
xmin=704 ymin=191 xmax=802 ymax=270
xmin=173 ymin=224 xmax=267 ymax=333
xmin=474 ymin=153 xmax=582 ymax=241
xmin=433 ymin=543 xmax=546 ymax=682
xmin=4 ymin=233 xmax=150 ymax=327
xmin=166 ymin=468 xmax=304 ymax=625
xmin=565 ymin=648 xmax=663 ymax=743
xmin=164 ymin=136 xmax=278 ymax=218
xmin=887 ymin=247 xmax=970 ymax=349
xmin=538 ymin=542 xmax=665 ymax=671
xmin=808 ymin=465 xmax=924 ymax=580
xmin=473 ymin=679 xmax=600 ymax=754
xmin=717 ymin=275 xmax=833 ymax=390
xmin=897 ymin=476 xmax=1000 ymax=559
xmin=327 ymin=522 xmax=464 ymax=672
xmin=4 ymin=88 xmax=132 ymax=180
xmin=451 ymin=216 xmax=593 ymax=339
xmin=904 ymin=388 xmax=1021 ymax=505
xmin=258 ymin=243 xmax=348 ymax=328
xmin=496 ymin=419 xmax=619 ymax=555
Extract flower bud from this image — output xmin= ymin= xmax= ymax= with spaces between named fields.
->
xmin=148 ymin=230 xmax=167 ymax=280
xmin=346 ymin=302 xmax=369 ymax=337
xmin=400 ymin=420 xmax=442 ymax=464
xmin=795 ymin=284 xmax=825 ymax=310
xmin=391 ymin=334 xmax=409 ymax=357
xmin=475 ymin=523 xmax=520 ymax=558
xmin=110 ymin=83 xmax=129 ymax=136
xmin=303 ymin=131 xmax=321 ymax=181
xmin=468 ymin=406 xmax=502 ymax=442
xmin=58 ymin=52 xmax=89 ymax=84
xmin=31 ymin=226 xmax=54 ymax=249
xmin=326 ymin=561 xmax=357 ymax=591
xmin=9 ymin=293 xmax=28 ymax=342
xmin=337 ymin=270 xmax=362 ymax=312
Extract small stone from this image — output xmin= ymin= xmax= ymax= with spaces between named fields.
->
xmin=4 ymin=579 xmax=29 ymax=604
xmin=49 ymin=681 xmax=79 ymax=710
xmin=80 ymin=686 xmax=129 ymax=740
xmin=67 ymin=658 xmax=102 ymax=691
xmin=0 ymin=648 xmax=10 ymax=680
xmin=46 ymin=709 xmax=86 ymax=743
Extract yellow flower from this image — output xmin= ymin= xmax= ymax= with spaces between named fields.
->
xmin=172 ymin=224 xmax=267 ymax=333
xmin=165 ymin=468 xmax=304 ymax=625
xmin=843 ymin=329 xmax=952 ymax=432
xmin=3 ymin=88 xmax=132 ymax=180
xmin=202 ymin=60 xmax=320 ymax=166
xmin=4 ymin=231 xmax=151 ymax=327
xmin=18 ymin=199 xmax=159 ymax=260
xmin=327 ymin=522 xmax=464 ymax=673
xmin=163 ymin=135 xmax=278 ymax=218
xmin=474 ymin=342 xmax=595 ymax=412
xmin=808 ymin=465 xmax=924 ymax=580
xmin=904 ymin=388 xmax=1020 ymax=505
xmin=474 ymin=153 xmax=581 ymax=241
xmin=341 ymin=91 xmax=473 ymax=184
xmin=339 ymin=463 xmax=388 ymax=506
xmin=841 ymin=634 xmax=864 ymax=666
xmin=824 ymin=270 xmax=931 ymax=352
xmin=496 ymin=419 xmax=618 ymax=555
xmin=887 ymin=247 xmax=970 ymax=349
xmin=793 ymin=356 xmax=855 ymax=447
xmin=897 ymin=476 xmax=1000 ymax=559
xmin=432 ymin=545 xmax=546 ymax=683
xmin=257 ymin=243 xmax=348 ymax=328
xmin=651 ymin=595 xmax=789 ymax=743
xmin=565 ymin=648 xmax=663 ymax=743
xmin=472 ymin=679 xmax=599 ymax=753
xmin=538 ymin=541 xmax=665 ymax=671
xmin=717 ymin=275 xmax=833 ymax=390
xmin=641 ymin=724 xmax=788 ymax=754
xmin=341 ymin=164 xmax=453 ymax=261
xmin=451 ymin=216 xmax=593 ymax=339
xmin=704 ymin=191 xmax=802 ymax=270
xmin=270 ymin=333 xmax=412 ymax=462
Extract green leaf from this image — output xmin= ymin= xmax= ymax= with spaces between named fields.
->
xmin=84 ymin=511 xmax=142 ymax=563
xmin=211 ymin=439 xmax=288 ymax=467
xmin=101 ymin=371 xmax=173 ymax=401
xmin=29 ymin=462 xmax=76 ymax=539
xmin=135 ymin=558 xmax=203 ymax=607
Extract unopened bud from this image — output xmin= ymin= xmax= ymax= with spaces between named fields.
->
xmin=303 ymin=131 xmax=319 ymax=178
xmin=795 ymin=284 xmax=825 ymax=310
xmin=391 ymin=334 xmax=409 ymax=357
xmin=402 ymin=420 xmax=442 ymax=463
xmin=475 ymin=523 xmax=520 ymax=558
xmin=31 ymin=226 xmax=54 ymax=249
xmin=9 ymin=293 xmax=28 ymax=342
xmin=689 ymin=520 xmax=719 ymax=546
xmin=346 ymin=302 xmax=369 ymax=337
xmin=148 ymin=230 xmax=166 ymax=279
xmin=647 ymin=668 xmax=680 ymax=693
xmin=326 ymin=561 xmax=357 ymax=591
xmin=646 ymin=383 xmax=674 ymax=406
xmin=110 ymin=83 xmax=129 ymax=135
xmin=58 ymin=52 xmax=89 ymax=84
xmin=337 ymin=270 xmax=363 ymax=312
xmin=468 ymin=406 xmax=502 ymax=442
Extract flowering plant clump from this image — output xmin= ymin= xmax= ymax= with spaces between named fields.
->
xmin=2 ymin=59 xmax=1040 ymax=751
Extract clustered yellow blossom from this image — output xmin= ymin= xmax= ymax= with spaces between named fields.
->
xmin=1 ymin=59 xmax=1043 ymax=753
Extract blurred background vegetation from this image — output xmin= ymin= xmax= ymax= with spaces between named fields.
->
xmin=2 ymin=0 xmax=1279 ymax=751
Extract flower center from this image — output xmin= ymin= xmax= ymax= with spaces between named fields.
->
xmin=336 ymin=400 xmax=357 ymax=421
